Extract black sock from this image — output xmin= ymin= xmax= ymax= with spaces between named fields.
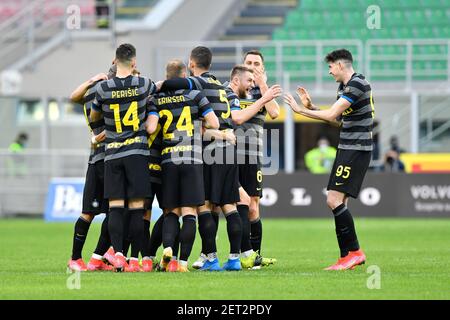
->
xmin=250 ymin=218 xmax=262 ymax=254
xmin=332 ymin=204 xmax=360 ymax=257
xmin=71 ymin=216 xmax=91 ymax=260
xmin=93 ymin=215 xmax=110 ymax=256
xmin=122 ymin=209 xmax=131 ymax=257
xmin=108 ymin=207 xmax=125 ymax=254
xmin=198 ymin=211 xmax=217 ymax=255
xmin=148 ymin=214 xmax=164 ymax=257
xmin=129 ymin=209 xmax=145 ymax=259
xmin=141 ymin=218 xmax=151 ymax=257
xmin=162 ymin=212 xmax=180 ymax=250
xmin=173 ymin=221 xmax=180 ymax=258
xmin=225 ymin=211 xmax=242 ymax=255
xmin=238 ymin=205 xmax=252 ymax=253
xmin=179 ymin=215 xmax=197 ymax=262
xmin=212 ymin=211 xmax=219 ymax=238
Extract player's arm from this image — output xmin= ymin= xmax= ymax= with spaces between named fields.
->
xmin=203 ymin=129 xmax=236 ymax=145
xmin=197 ymin=92 xmax=219 ymax=130
xmin=145 ymin=98 xmax=160 ymax=134
xmin=69 ymin=73 xmax=108 ymax=103
xmin=253 ymin=68 xmax=280 ymax=119
xmin=89 ymin=84 xmax=104 ymax=122
xmin=146 ymin=114 xmax=159 ymax=135
xmin=231 ymin=85 xmax=282 ymax=125
xmin=91 ymin=130 xmax=106 ymax=145
xmin=284 ymin=87 xmax=344 ymax=126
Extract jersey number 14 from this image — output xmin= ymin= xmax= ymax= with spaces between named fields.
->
xmin=110 ymin=101 xmax=139 ymax=133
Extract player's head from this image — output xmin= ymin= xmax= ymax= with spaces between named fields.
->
xmin=166 ymin=59 xmax=187 ymax=79
xmin=325 ymin=49 xmax=353 ymax=82
xmin=230 ymin=65 xmax=254 ymax=99
xmin=243 ymin=50 xmax=264 ymax=72
xmin=189 ymin=46 xmax=212 ymax=72
xmin=115 ymin=43 xmax=136 ymax=69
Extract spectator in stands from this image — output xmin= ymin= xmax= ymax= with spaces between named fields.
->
xmin=381 ymin=135 xmax=405 ymax=172
xmin=389 ymin=135 xmax=406 ymax=154
xmin=304 ymin=136 xmax=336 ymax=174
xmin=96 ymin=0 xmax=110 ymax=28
xmin=7 ymin=132 xmax=29 ymax=176
xmin=382 ymin=149 xmax=405 ymax=172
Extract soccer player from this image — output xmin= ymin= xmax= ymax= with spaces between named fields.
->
xmin=160 ymin=47 xmax=244 ymax=271
xmin=284 ymin=48 xmax=371 ymax=270
xmin=90 ymin=43 xmax=157 ymax=272
xmin=238 ymin=50 xmax=279 ymax=265
xmin=226 ymin=65 xmax=282 ymax=268
xmin=146 ymin=59 xmax=219 ymax=272
xmin=67 ymin=67 xmax=116 ymax=272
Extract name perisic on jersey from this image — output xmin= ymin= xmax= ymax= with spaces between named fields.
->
xmin=111 ymin=88 xmax=140 ymax=99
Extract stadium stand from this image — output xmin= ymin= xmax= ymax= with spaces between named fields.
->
xmin=266 ymin=0 xmax=450 ymax=81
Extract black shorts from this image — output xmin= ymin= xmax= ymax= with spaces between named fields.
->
xmin=238 ymin=163 xmax=263 ymax=198
xmin=204 ymin=163 xmax=240 ymax=206
xmin=145 ymin=182 xmax=162 ymax=210
xmin=327 ymin=149 xmax=372 ymax=198
xmin=161 ymin=163 xmax=205 ymax=209
xmin=82 ymin=161 xmax=109 ymax=215
xmin=104 ymin=155 xmax=151 ymax=200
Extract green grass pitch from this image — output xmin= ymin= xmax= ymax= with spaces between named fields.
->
xmin=0 ymin=218 xmax=449 ymax=300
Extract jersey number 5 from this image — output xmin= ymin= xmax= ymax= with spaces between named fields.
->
xmin=110 ymin=101 xmax=139 ymax=133
xmin=219 ymin=89 xmax=230 ymax=120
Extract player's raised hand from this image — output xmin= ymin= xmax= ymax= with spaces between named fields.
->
xmin=253 ymin=67 xmax=268 ymax=87
xmin=263 ymin=84 xmax=282 ymax=102
xmin=155 ymin=80 xmax=164 ymax=92
xmin=296 ymin=87 xmax=314 ymax=109
xmin=284 ymin=93 xmax=303 ymax=114
xmin=90 ymin=73 xmax=108 ymax=84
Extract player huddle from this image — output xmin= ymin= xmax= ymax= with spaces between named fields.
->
xmin=68 ymin=44 xmax=373 ymax=273
xmin=68 ymin=44 xmax=281 ymax=272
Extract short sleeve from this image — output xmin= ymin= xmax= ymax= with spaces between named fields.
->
xmin=341 ymin=80 xmax=364 ymax=105
xmin=196 ymin=91 xmax=213 ymax=117
xmin=91 ymin=82 xmax=104 ymax=112
xmin=147 ymin=97 xmax=159 ymax=117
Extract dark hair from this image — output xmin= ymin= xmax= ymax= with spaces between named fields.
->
xmin=166 ymin=59 xmax=186 ymax=79
xmin=115 ymin=43 xmax=136 ymax=64
xmin=190 ymin=46 xmax=212 ymax=69
xmin=230 ymin=65 xmax=253 ymax=80
xmin=18 ymin=132 xmax=28 ymax=141
xmin=325 ymin=49 xmax=353 ymax=64
xmin=244 ymin=50 xmax=264 ymax=63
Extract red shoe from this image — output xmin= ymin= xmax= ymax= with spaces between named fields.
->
xmin=141 ymin=259 xmax=153 ymax=272
xmin=325 ymin=250 xmax=366 ymax=271
xmin=103 ymin=247 xmax=115 ymax=266
xmin=68 ymin=258 xmax=87 ymax=272
xmin=167 ymin=260 xmax=179 ymax=272
xmin=125 ymin=259 xmax=141 ymax=272
xmin=87 ymin=257 xmax=113 ymax=271
xmin=323 ymin=257 xmax=346 ymax=271
xmin=348 ymin=249 xmax=366 ymax=270
xmin=112 ymin=254 xmax=128 ymax=272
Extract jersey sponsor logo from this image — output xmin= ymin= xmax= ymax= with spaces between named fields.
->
xmin=161 ymin=145 xmax=193 ymax=155
xmin=106 ymin=136 xmax=143 ymax=149
xmin=148 ymin=163 xmax=162 ymax=171
xmin=342 ymin=107 xmax=354 ymax=116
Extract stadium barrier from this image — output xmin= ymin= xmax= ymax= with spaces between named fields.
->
xmin=260 ymin=172 xmax=450 ymax=217
xmin=37 ymin=172 xmax=450 ymax=221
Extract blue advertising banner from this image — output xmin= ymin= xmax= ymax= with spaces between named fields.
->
xmin=44 ymin=178 xmax=163 ymax=222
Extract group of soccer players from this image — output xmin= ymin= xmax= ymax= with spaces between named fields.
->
xmin=68 ymin=44 xmax=282 ymax=272
xmin=68 ymin=42 xmax=372 ymax=272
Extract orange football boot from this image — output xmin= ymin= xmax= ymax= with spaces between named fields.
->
xmin=87 ymin=257 xmax=113 ymax=271
xmin=68 ymin=258 xmax=88 ymax=272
